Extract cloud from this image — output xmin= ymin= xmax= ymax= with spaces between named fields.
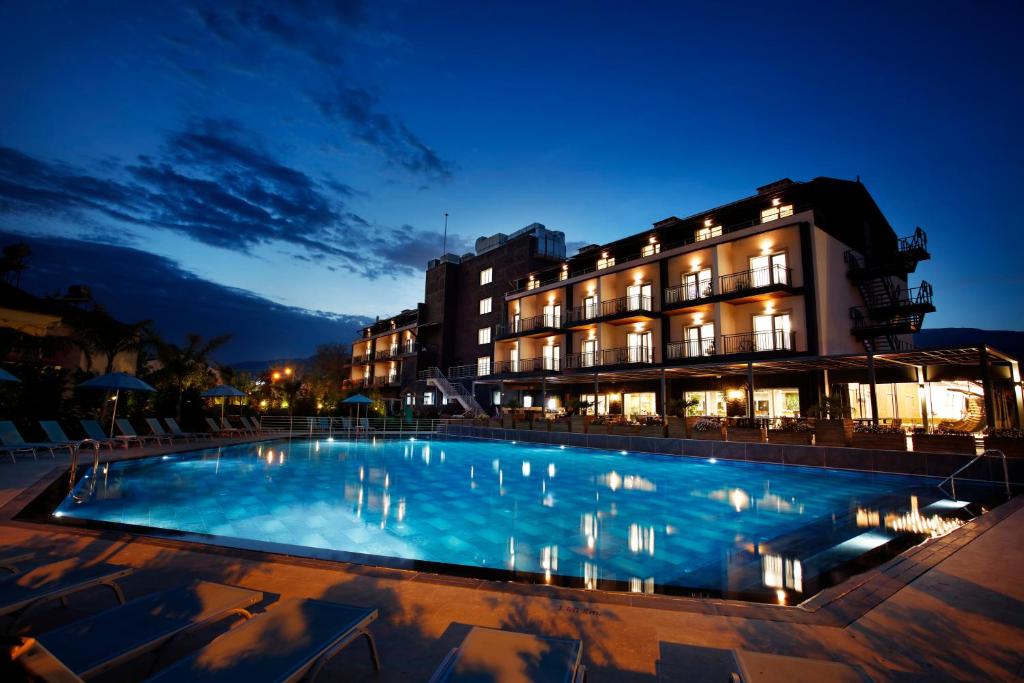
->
xmin=313 ymin=85 xmax=455 ymax=183
xmin=0 ymin=121 xmax=452 ymax=278
xmin=2 ymin=231 xmax=372 ymax=363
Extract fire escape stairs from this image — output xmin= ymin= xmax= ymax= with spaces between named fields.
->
xmin=423 ymin=367 xmax=486 ymax=416
xmin=845 ymin=228 xmax=933 ymax=354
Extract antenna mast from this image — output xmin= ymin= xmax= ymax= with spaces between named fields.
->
xmin=442 ymin=212 xmax=449 ymax=256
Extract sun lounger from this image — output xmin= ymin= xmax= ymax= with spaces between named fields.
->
xmin=164 ymin=418 xmax=211 ymax=441
xmin=727 ymin=650 xmax=869 ymax=682
xmin=205 ymin=417 xmax=241 ymax=437
xmin=144 ymin=418 xmax=182 ymax=443
xmin=26 ymin=581 xmax=263 ymax=679
xmin=39 ymin=421 xmax=105 ymax=454
xmin=0 ymin=420 xmax=71 ymax=459
xmin=80 ymin=420 xmax=137 ymax=449
xmin=115 ymin=419 xmax=166 ymax=446
xmin=0 ymin=558 xmax=133 ymax=629
xmin=238 ymin=416 xmax=264 ymax=434
xmin=428 ymin=626 xmax=586 ymax=683
xmin=0 ymin=551 xmax=33 ymax=575
xmin=143 ymin=597 xmax=380 ymax=682
xmin=222 ymin=417 xmax=254 ymax=436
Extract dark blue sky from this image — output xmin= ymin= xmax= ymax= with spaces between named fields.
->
xmin=1 ymin=1 xmax=1022 ymax=360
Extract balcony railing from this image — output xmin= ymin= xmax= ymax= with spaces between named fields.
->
xmin=565 ymin=345 xmax=655 ymax=368
xmin=353 ymin=354 xmax=372 ymax=364
xmin=399 ymin=341 xmax=418 ymax=355
xmin=664 ymin=280 xmax=714 ymax=306
xmin=374 ymin=348 xmax=400 ymax=360
xmin=496 ymin=313 xmax=562 ymax=337
xmin=719 ymin=265 xmax=792 ymax=295
xmin=720 ymin=330 xmax=795 ymax=354
xmin=567 ymin=295 xmax=652 ymax=322
xmin=493 ymin=356 xmax=562 ymax=374
xmin=666 ymin=338 xmax=716 ymax=359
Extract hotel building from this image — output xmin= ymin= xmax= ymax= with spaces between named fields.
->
xmin=348 ymin=177 xmax=1022 ymax=431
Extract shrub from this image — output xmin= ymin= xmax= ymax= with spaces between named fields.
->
xmin=854 ymin=423 xmax=904 ymax=434
xmin=693 ymin=417 xmax=722 ymax=432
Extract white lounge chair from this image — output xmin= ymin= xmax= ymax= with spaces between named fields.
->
xmin=115 ymin=419 xmax=165 ymax=446
xmin=144 ymin=418 xmax=181 ymax=443
xmin=164 ymin=417 xmax=211 ymax=441
xmin=80 ymin=420 xmax=136 ymax=449
xmin=205 ymin=417 xmax=242 ymax=437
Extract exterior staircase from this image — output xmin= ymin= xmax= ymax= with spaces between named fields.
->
xmin=846 ymin=228 xmax=933 ymax=354
xmin=422 ymin=367 xmax=486 ymax=416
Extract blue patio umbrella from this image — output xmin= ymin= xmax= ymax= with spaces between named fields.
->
xmin=202 ymin=384 xmax=247 ymax=419
xmin=0 ymin=368 xmax=21 ymax=383
xmin=342 ymin=394 xmax=374 ymax=427
xmin=77 ymin=372 xmax=156 ymax=434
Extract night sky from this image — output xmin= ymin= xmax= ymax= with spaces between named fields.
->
xmin=1 ymin=1 xmax=1022 ymax=361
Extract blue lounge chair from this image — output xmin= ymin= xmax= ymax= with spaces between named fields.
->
xmin=146 ymin=598 xmax=380 ymax=681
xmin=429 ymin=627 xmax=586 ymax=683
xmin=205 ymin=417 xmax=241 ymax=437
xmin=80 ymin=420 xmax=136 ymax=449
xmin=0 ymin=420 xmax=71 ymax=459
xmin=27 ymin=581 xmax=263 ymax=680
xmin=164 ymin=417 xmax=211 ymax=441
xmin=0 ymin=558 xmax=133 ymax=629
xmin=115 ymin=419 xmax=165 ymax=446
xmin=144 ymin=418 xmax=182 ymax=443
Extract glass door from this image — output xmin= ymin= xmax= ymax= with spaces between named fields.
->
xmin=685 ymin=322 xmax=715 ymax=357
xmin=626 ymin=331 xmax=653 ymax=362
xmin=682 ymin=268 xmax=712 ymax=300
xmin=512 ymin=312 xmax=521 ymax=333
xmin=750 ymin=253 xmax=787 ymax=287
xmin=542 ymin=303 xmax=561 ymax=328
xmin=542 ymin=343 xmax=561 ymax=370
xmin=581 ymin=338 xmax=598 ymax=367
xmin=582 ymin=295 xmax=597 ymax=320
xmin=510 ymin=345 xmax=519 ymax=372
xmin=626 ymin=282 xmax=652 ymax=310
xmin=752 ymin=313 xmax=791 ymax=351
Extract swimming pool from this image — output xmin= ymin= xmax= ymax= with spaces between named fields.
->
xmin=46 ymin=437 xmax=987 ymax=602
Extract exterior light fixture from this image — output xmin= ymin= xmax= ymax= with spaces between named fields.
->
xmin=704 ymin=219 xmax=713 ymax=227
xmin=772 ymin=197 xmax=781 ymax=206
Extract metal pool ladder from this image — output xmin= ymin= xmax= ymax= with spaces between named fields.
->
xmin=938 ymin=449 xmax=1010 ymax=501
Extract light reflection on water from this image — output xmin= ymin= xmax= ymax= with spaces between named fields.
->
xmin=56 ymin=438 xmax=968 ymax=599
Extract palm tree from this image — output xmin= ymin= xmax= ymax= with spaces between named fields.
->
xmin=151 ymin=332 xmax=232 ymax=421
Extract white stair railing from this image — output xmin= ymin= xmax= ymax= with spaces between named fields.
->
xmin=422 ymin=367 xmax=486 ymax=416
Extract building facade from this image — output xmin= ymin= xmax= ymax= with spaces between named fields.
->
xmin=349 ymin=177 xmax=1023 ymax=430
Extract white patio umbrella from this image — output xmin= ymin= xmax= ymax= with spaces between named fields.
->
xmin=77 ymin=372 xmax=156 ymax=434
xmin=201 ymin=384 xmax=247 ymax=420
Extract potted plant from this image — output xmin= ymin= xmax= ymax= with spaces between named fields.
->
xmin=807 ymin=395 xmax=852 ymax=446
xmin=984 ymin=429 xmax=1024 ymax=457
xmin=726 ymin=417 xmax=766 ymax=443
xmin=692 ymin=417 xmax=726 ymax=441
xmin=665 ymin=397 xmax=700 ymax=438
xmin=768 ymin=418 xmax=813 ymax=444
xmin=912 ymin=427 xmax=975 ymax=454
xmin=852 ymin=423 xmax=907 ymax=450
xmin=567 ymin=397 xmax=592 ymax=433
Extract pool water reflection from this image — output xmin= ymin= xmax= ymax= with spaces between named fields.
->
xmin=54 ymin=438 xmax=978 ymax=602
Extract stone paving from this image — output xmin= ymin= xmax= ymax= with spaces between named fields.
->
xmin=1 ymin=440 xmax=1022 ymax=681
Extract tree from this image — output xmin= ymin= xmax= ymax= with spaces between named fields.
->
xmin=66 ymin=305 xmax=151 ymax=374
xmin=150 ymin=332 xmax=232 ymax=421
xmin=306 ymin=344 xmax=351 ymax=413
xmin=0 ymin=242 xmax=30 ymax=287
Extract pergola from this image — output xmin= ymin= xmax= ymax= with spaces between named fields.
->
xmin=471 ymin=345 xmax=1023 ymax=430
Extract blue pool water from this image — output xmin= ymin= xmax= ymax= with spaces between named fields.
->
xmin=54 ymin=437 xmax=973 ymax=601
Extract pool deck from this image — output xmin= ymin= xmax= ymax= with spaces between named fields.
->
xmin=1 ymin=439 xmax=1022 ymax=681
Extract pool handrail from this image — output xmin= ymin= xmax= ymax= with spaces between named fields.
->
xmin=938 ymin=449 xmax=1010 ymax=500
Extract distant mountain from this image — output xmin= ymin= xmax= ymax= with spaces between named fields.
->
xmin=915 ymin=328 xmax=1024 ymax=359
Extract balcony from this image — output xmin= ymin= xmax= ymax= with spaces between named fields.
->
xmin=666 ymin=338 xmax=716 ymax=360
xmin=566 ymin=295 xmax=654 ymax=326
xmin=372 ymin=375 xmax=400 ymax=387
xmin=565 ymin=345 xmax=655 ymax=369
xmin=495 ymin=313 xmax=563 ymax=339
xmin=718 ymin=265 xmax=794 ymax=299
xmin=720 ymin=330 xmax=796 ymax=355
xmin=398 ymin=341 xmax=418 ymax=355
xmin=664 ymin=281 xmax=714 ymax=307
xmin=849 ymin=308 xmax=925 ymax=337
xmin=493 ymin=357 xmax=562 ymax=374
xmin=353 ymin=353 xmax=372 ymax=364
xmin=845 ymin=228 xmax=930 ymax=281
xmin=374 ymin=348 xmax=399 ymax=361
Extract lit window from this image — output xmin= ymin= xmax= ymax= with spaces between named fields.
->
xmin=760 ymin=204 xmax=794 ymax=223
xmin=523 ymin=395 xmax=534 ymax=408
xmin=526 ymin=276 xmax=539 ymax=290
xmin=480 ymin=267 xmax=493 ymax=285
xmin=641 ymin=243 xmax=660 ymax=258
xmin=696 ymin=225 xmax=722 ymax=241
xmin=423 ymin=392 xmax=435 ymax=406
xmin=559 ymin=265 xmax=569 ymax=281
xmin=479 ymin=297 xmax=492 ymax=315
xmin=597 ymin=255 xmax=616 ymax=270
xmin=477 ymin=356 xmax=491 ymax=376
xmin=492 ymin=390 xmax=502 ymax=405
xmin=478 ymin=327 xmax=491 ymax=344
xmin=405 ymin=394 xmax=413 ymax=405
